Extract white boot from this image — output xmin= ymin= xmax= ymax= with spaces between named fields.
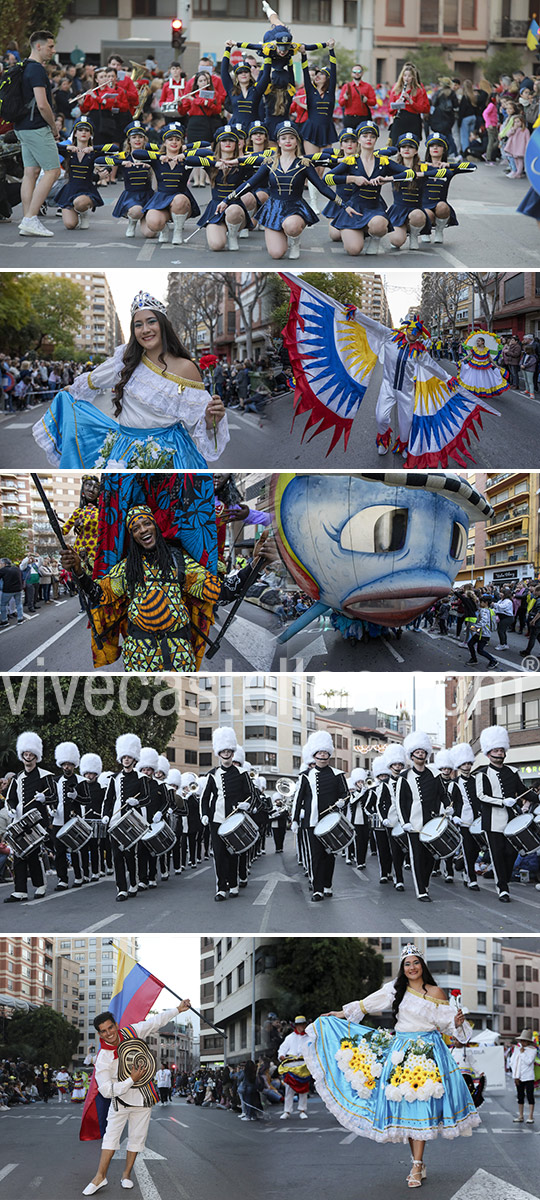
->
xmin=408 ymin=225 xmax=420 ymax=250
xmin=307 ymin=181 xmax=319 ymax=214
xmin=172 ymin=213 xmax=187 ymax=244
xmin=125 ymin=217 xmax=138 ymax=238
xmin=262 ymin=0 xmax=275 ymax=17
xmin=226 ymin=221 xmax=242 ymax=251
xmin=365 ymin=236 xmax=380 ymax=255
xmin=287 ymin=235 xmax=301 ymax=259
xmin=433 ymin=217 xmax=449 ymax=244
xmin=77 ymin=211 xmax=90 ymax=229
xmin=239 ymin=227 xmax=249 ymax=238
xmin=159 ymin=224 xmax=171 ymax=243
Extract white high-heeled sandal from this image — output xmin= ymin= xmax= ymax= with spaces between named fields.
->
xmin=407 ymin=1160 xmax=425 ymax=1188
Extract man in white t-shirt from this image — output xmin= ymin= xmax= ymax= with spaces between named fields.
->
xmin=156 ymin=1065 xmax=172 ymax=1104
xmin=511 ymin=1031 xmax=537 ymax=1124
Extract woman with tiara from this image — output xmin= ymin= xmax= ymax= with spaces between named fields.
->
xmin=33 ymin=291 xmax=228 ymax=469
xmin=303 ymin=944 xmax=480 ymax=1189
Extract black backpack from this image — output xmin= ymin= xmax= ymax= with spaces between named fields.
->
xmin=0 ymin=59 xmax=33 ymax=129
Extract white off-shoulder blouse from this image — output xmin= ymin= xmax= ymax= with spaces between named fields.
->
xmin=343 ymin=980 xmax=472 ymax=1042
xmin=70 ymin=344 xmax=229 ymax=461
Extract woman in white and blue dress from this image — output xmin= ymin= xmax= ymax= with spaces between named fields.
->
xmin=303 ymin=945 xmax=480 ymax=1189
xmin=33 ymin=291 xmax=228 ymax=469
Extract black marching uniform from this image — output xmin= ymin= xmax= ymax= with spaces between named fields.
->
xmin=201 ymin=765 xmax=252 ymax=895
xmin=395 ymin=767 xmax=446 ymax=899
xmin=365 ymin=780 xmax=394 ymax=882
xmin=449 ymin=774 xmax=481 ymax=887
xmin=385 ymin=774 xmax=406 ymax=887
xmin=476 ymin=764 xmax=528 ymax=898
xmin=269 ymin=799 xmax=288 ymax=853
xmin=349 ymin=787 xmax=371 ymax=868
xmin=49 ymin=772 xmax=84 ymax=888
xmin=103 ymin=769 xmax=149 ymax=897
xmin=5 ymin=767 xmax=54 ymax=900
xmin=293 ymin=766 xmax=349 ymax=897
xmin=74 ymin=778 xmax=106 ymax=880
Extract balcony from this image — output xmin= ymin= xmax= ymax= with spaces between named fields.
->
xmin=492 ymin=18 xmax=530 ymax=40
xmin=487 ymin=529 xmax=527 ymax=548
xmin=488 ymin=506 xmax=529 ymax=529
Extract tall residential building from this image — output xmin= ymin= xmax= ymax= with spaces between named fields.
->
xmin=492 ymin=273 xmax=540 ymax=339
xmin=55 ymin=936 xmax=136 ymax=1065
xmin=145 ymin=1019 xmax=194 ymax=1074
xmin=199 ymin=937 xmax=277 ymax=1067
xmin=0 ymin=937 xmax=54 ymax=1009
xmin=451 ymin=675 xmax=540 ymax=780
xmin=318 ymin=707 xmax=412 ymax=775
xmin=0 ymin=472 xmax=33 ymax=536
xmin=367 ymin=936 xmax=502 ymax=1032
xmin=0 ymin=472 xmax=89 ymax=556
xmin=55 ymin=271 xmax=123 ymax=357
xmin=359 ymin=274 xmax=392 ymax=326
xmin=455 ymin=472 xmax=539 ymax=589
xmin=500 ymin=941 xmax=540 ymax=1038
xmin=52 ymin=952 xmax=81 ymax=1031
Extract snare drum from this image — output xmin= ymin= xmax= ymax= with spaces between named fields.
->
xmin=139 ymin=820 xmax=176 ymax=857
xmin=419 ymin=815 xmax=461 ymax=860
xmin=56 ymin=815 xmax=93 ymax=852
xmin=505 ymin=813 xmax=540 ymax=855
xmin=4 ymin=809 xmax=47 ymax=858
xmin=109 ymin=808 xmax=148 ymax=851
xmin=391 ymin=823 xmax=409 ymax=853
xmin=218 ymin=812 xmax=259 ymax=855
xmin=314 ymin=811 xmax=355 ymax=853
xmin=469 ymin=816 xmax=487 ymax=848
xmin=90 ymin=819 xmax=105 ymax=839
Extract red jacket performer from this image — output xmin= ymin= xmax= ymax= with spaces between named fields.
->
xmin=338 ymin=65 xmax=376 ymax=129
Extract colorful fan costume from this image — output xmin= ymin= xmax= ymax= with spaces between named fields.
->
xmin=303 ymin=981 xmax=481 ymax=1142
xmin=33 ymin=345 xmax=229 ymax=469
xmin=458 ymin=333 xmax=510 ymax=399
xmin=280 ymin=272 xmax=499 ymax=465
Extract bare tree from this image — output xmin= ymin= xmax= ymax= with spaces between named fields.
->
xmin=465 ymin=272 xmax=504 ymax=331
xmin=213 ymin=272 xmax=269 ymax=359
xmin=166 ymin=273 xmax=224 ymax=356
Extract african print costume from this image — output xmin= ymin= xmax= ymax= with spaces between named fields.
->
xmin=62 ymin=477 xmax=100 ymax=572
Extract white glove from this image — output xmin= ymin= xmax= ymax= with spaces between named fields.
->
xmin=182 ymin=817 xmax=188 ymax=832
xmin=238 ymin=801 xmax=250 ymax=811
xmin=127 ymin=796 xmax=139 ymax=807
xmin=153 ymin=811 xmax=163 ymax=824
xmin=291 ymin=821 xmax=299 ymax=834
xmin=67 ymin=790 xmax=78 ymax=800
xmin=382 ymin=818 xmax=391 ymax=828
xmin=201 ymin=815 xmax=209 ymax=826
xmin=502 ymin=797 xmax=516 ymax=808
xmin=336 ymin=799 xmax=345 ymax=810
xmin=402 ymin=822 xmax=413 ymax=833
xmin=35 ymin=792 xmax=47 ymax=803
xmin=101 ymin=815 xmax=110 ymax=826
xmin=452 ymin=816 xmax=463 ymax=827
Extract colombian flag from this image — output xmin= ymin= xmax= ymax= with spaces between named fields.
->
xmin=79 ymin=950 xmax=164 ymax=1141
xmin=527 ymin=18 xmax=539 ymax=50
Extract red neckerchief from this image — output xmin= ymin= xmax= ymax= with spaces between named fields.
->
xmin=295 ymin=1028 xmax=307 ymax=1035
xmin=99 ymin=1030 xmax=125 ymax=1059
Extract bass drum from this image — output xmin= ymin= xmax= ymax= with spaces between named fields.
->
xmin=505 ymin=813 xmax=540 ymax=855
xmin=218 ymin=811 xmax=259 ymax=855
xmin=314 ymin=811 xmax=354 ymax=853
xmin=56 ymin=815 xmax=93 ymax=851
xmin=419 ymin=816 xmax=461 ymax=860
xmin=139 ymin=820 xmax=176 ymax=857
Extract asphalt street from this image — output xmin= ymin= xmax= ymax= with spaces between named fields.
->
xmin=0 ymin=588 xmax=532 ymax=674
xmin=0 ymin=161 xmax=536 ymax=268
xmin=1 ymin=833 xmax=539 ymax=935
xmin=0 ymin=1083 xmax=538 ymax=1200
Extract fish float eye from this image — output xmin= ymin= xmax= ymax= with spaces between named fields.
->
xmin=450 ymin=520 xmax=467 ymax=560
xmin=340 ymin=506 xmax=409 ymax=554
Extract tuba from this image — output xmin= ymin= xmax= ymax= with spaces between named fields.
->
xmin=130 ymin=60 xmax=151 ymax=120
xmin=275 ymin=778 xmax=296 ymax=797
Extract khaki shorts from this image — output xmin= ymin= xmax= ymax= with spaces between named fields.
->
xmin=15 ymin=126 xmax=61 ymax=172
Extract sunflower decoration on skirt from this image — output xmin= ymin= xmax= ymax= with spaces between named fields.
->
xmin=385 ymin=1037 xmax=445 ymax=1103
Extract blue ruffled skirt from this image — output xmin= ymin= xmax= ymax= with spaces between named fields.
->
xmin=386 ymin=200 xmax=432 ymax=232
xmin=304 ymin=1016 xmax=480 ymax=1143
xmin=302 ymin=117 xmax=338 ymax=145
xmin=56 ymin=179 xmax=103 ymax=209
xmin=258 ymin=195 xmax=318 ymax=229
xmin=141 ymin=187 xmax=200 ymax=216
xmin=323 ymin=200 xmax=391 ymax=231
xmin=112 ymin=187 xmax=154 ymax=217
xmin=32 ymin=390 xmax=209 ymax=469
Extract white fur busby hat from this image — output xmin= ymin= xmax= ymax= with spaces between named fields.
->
xmin=233 ymin=745 xmax=245 ymax=766
xmin=306 ymin=730 xmax=334 ymax=757
xmin=383 ymin=742 xmax=406 ymax=767
xmin=404 ymin=731 xmax=433 ymax=760
xmin=213 ymin=726 xmax=237 ymax=754
xmin=139 ymin=747 xmax=159 ymax=771
xmin=256 ymin=775 xmax=267 ymax=790
xmin=451 ymin=743 xmax=475 ymax=769
xmin=55 ymin=741 xmax=80 ymax=768
xmin=16 ymin=731 xmax=43 ymax=762
xmin=167 ymin=769 xmax=183 ymax=788
xmin=181 ymin=771 xmax=197 ymax=788
xmin=98 ymin=770 xmax=113 ymax=787
xmin=480 ymin=725 xmax=510 ymax=755
xmin=350 ymin=767 xmax=367 ymax=785
xmin=434 ymin=749 xmax=454 ymax=770
xmin=156 ymin=755 xmax=170 ymax=777
xmin=301 ymin=744 xmax=314 ymax=767
xmin=80 ymin=753 xmax=103 ymax=776
xmin=116 ymin=733 xmax=141 ymax=764
xmin=372 ymin=756 xmax=389 ymax=779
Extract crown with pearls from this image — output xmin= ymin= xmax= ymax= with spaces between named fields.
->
xmin=401 ymin=942 xmax=421 ymax=961
xmin=130 ymin=290 xmax=168 ymax=319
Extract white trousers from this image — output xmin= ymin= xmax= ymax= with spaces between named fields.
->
xmin=102 ymin=1105 xmax=152 ymax=1151
xmin=284 ymin=1083 xmax=307 ymax=1114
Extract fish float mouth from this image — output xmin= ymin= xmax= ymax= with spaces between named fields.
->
xmin=342 ymin=586 xmax=450 ymax=625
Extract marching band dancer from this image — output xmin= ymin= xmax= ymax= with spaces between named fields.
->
xmin=321 ymin=121 xmax=406 ymax=256
xmin=4 ymin=732 xmax=54 ymax=904
xmin=380 ymin=742 xmax=407 ymax=891
xmin=348 ymin=767 xmax=369 ymax=868
xmin=55 ymin=121 xmax=117 ymax=231
xmin=50 ymin=741 xmax=84 ymax=891
xmin=102 ymin=733 xmax=145 ymax=903
xmin=77 ymin=753 xmax=107 ymax=882
xmin=476 ymin=725 xmax=532 ymax=903
xmin=299 ymin=39 xmax=337 ymax=210
xmin=201 ymin=727 xmax=252 ymax=901
xmin=422 ymin=134 xmax=477 ymax=243
xmin=291 ymin=731 xmax=349 ymax=902
xmin=387 ymin=133 xmax=432 ymax=250
xmin=95 ymin=120 xmax=155 ymax=238
xmin=136 ymin=747 xmax=163 ymax=890
xmin=394 ymin=732 xmax=446 ymax=903
xmin=131 ymin=121 xmax=201 ymax=244
xmin=166 ymin=769 xmax=186 ymax=875
xmin=365 ymin=756 xmax=394 ymax=885
xmin=236 ymin=6 xmax=329 ymax=139
xmin=449 ymin=743 xmax=481 ymax=891
xmin=278 ymin=1015 xmax=311 ymax=1121
xmin=221 ymin=44 xmax=270 ymax=131
xmin=433 ymin=749 xmax=456 ymax=883
xmin=183 ymin=771 xmax=202 ymax=868
xmin=187 ymin=125 xmax=260 ymax=251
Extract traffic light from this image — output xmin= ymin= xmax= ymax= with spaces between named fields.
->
xmin=171 ymin=18 xmax=186 ymax=54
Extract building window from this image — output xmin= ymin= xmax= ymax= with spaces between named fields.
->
xmin=516 ymin=991 xmax=524 ymax=1007
xmin=133 ymin=0 xmax=156 ymax=11
xmin=293 ymin=756 xmax=301 ymax=769
xmin=226 ymin=973 xmax=233 ymax=995
xmin=185 ymin=720 xmax=198 ymax=736
xmin=229 ymin=1024 xmax=235 ymax=1051
xmin=420 ymin=0 xmax=439 ymax=33
xmin=215 ymin=982 xmax=221 ymax=1003
xmin=199 ymin=753 xmax=212 ymax=767
xmin=238 ymin=962 xmax=245 ymax=986
xmin=386 ymin=0 xmax=403 ymax=23
xmin=477 ymin=965 xmax=486 ymax=980
xmin=245 ymin=725 xmax=277 ymax=740
xmin=185 ymin=749 xmax=198 ymax=764
xmin=292 ymin=0 xmax=331 ymax=19
xmin=477 ymin=991 xmax=486 ymax=1005
xmin=443 ymin=0 xmax=458 ymax=33
xmin=503 ymin=990 xmax=511 ymax=1004
xmin=504 ymin=275 xmax=525 ymax=304
xmin=503 ymin=963 xmax=510 ymax=978
xmin=293 ymin=731 xmax=302 ymax=745
xmin=461 ymin=0 xmax=476 ymax=28
xmin=503 ymin=1016 xmax=511 ymax=1030
xmin=199 ymin=727 xmax=212 ymax=741
xmin=239 ymin=1016 xmax=247 ymax=1048
xmin=516 ymin=965 xmax=524 ymax=981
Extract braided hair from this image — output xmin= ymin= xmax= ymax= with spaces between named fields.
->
xmin=125 ymin=523 xmax=184 ymax=597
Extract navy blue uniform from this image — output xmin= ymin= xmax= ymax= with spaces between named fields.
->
xmin=323 ymin=152 xmax=409 ymax=230
xmin=220 ymin=55 xmax=271 ymax=131
xmin=95 ymin=149 xmax=154 ymax=217
xmin=132 ymin=149 xmax=200 ymax=216
xmin=185 ymin=150 xmax=256 ymax=226
xmin=56 ymin=142 xmax=117 ymax=209
xmin=385 ymin=162 xmax=432 ymax=231
xmin=226 ymin=156 xmax=341 ymax=229
xmin=422 ymin=160 xmax=476 ymax=227
xmin=302 ymin=52 xmax=337 ymax=145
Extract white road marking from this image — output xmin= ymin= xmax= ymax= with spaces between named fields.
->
xmin=401 ymin=919 xmax=426 ymax=934
xmin=137 ymin=241 xmax=157 ymax=260
xmin=220 ymin=613 xmax=276 ymax=670
xmin=57 ymin=1113 xmax=71 ymax=1125
xmin=339 ymin=1131 xmax=359 ymax=1143
xmin=83 ymin=913 xmax=124 ymax=933
xmin=0 ymin=1164 xmax=18 ymax=1182
xmin=382 ymin=637 xmax=405 ymax=664
xmin=168 ymin=1116 xmax=189 ymax=1129
xmin=133 ymin=1159 xmax=162 ymax=1200
xmin=8 ymin=612 xmax=85 ymax=671
xmin=450 ymin=1168 xmax=539 ymax=1199
xmin=252 ymin=873 xmax=296 ymax=905
xmin=3 ymin=422 xmax=36 ymax=428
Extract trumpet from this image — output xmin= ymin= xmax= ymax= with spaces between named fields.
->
xmin=188 ymin=781 xmax=199 ymax=792
xmin=275 ymin=777 xmax=296 ymax=797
